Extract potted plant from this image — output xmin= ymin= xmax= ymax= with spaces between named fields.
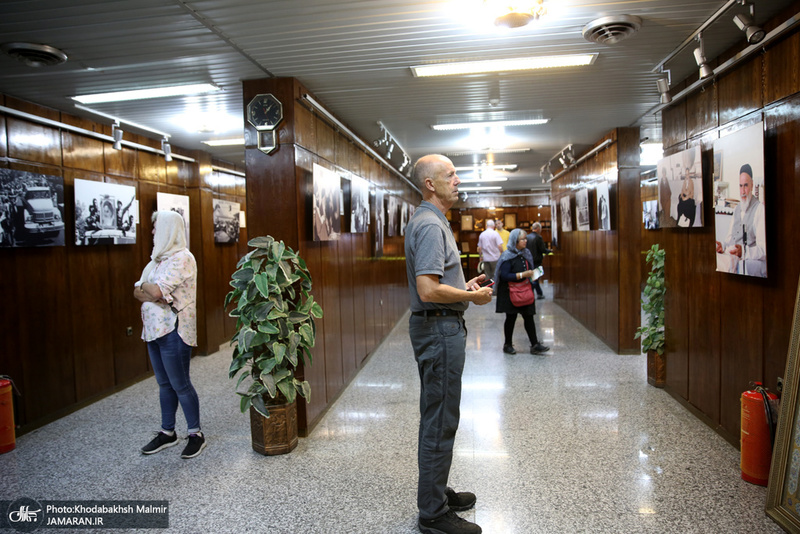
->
xmin=225 ymin=236 xmax=323 ymax=455
xmin=635 ymin=244 xmax=666 ymax=387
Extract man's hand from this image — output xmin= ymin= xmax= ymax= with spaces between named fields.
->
xmin=470 ymin=287 xmax=493 ymax=305
xmin=466 ymin=274 xmax=486 ymax=291
xmin=715 ymin=241 xmax=723 ymax=254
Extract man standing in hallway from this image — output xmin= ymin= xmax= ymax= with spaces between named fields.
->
xmin=405 ymin=154 xmax=493 ymax=534
xmin=477 ymin=218 xmax=503 ymax=283
xmin=525 ymin=222 xmax=551 ymax=299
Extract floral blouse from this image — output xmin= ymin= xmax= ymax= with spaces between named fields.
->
xmin=140 ymin=249 xmax=197 ymax=346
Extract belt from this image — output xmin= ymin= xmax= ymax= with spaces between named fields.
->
xmin=411 ymin=309 xmax=463 ymax=318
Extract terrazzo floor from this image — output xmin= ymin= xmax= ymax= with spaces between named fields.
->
xmin=0 ymin=284 xmax=783 ymax=533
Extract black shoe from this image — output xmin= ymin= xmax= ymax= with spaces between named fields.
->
xmin=445 ymin=487 xmax=476 ymax=511
xmin=531 ymin=343 xmax=550 ymax=355
xmin=502 ymin=344 xmax=516 ymax=354
xmin=180 ymin=432 xmax=206 ymax=459
xmin=537 ymin=294 xmax=545 ymax=300
xmin=418 ymin=510 xmax=482 ymax=534
xmin=141 ymin=431 xmax=178 ymax=455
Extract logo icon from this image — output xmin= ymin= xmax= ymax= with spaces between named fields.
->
xmin=6 ymin=498 xmax=43 ymax=533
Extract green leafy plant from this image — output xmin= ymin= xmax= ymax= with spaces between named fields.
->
xmin=635 ymin=244 xmax=666 ymax=355
xmin=225 ymin=236 xmax=323 ymax=417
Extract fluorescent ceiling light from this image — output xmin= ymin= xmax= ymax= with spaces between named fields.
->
xmin=433 ymin=119 xmax=549 ymax=130
xmin=71 ymin=83 xmax=220 ymax=104
xmin=455 ymin=164 xmax=518 ymax=172
xmin=411 ymin=54 xmax=597 ymax=77
xmin=202 ymin=138 xmax=245 ymax=147
xmin=447 ymin=148 xmax=531 ymax=157
xmin=460 ymin=176 xmax=508 ymax=183
xmin=459 ymin=186 xmax=503 ymax=191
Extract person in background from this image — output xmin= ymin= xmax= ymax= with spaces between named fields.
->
xmin=135 ymin=210 xmax=205 ymax=459
xmin=406 ymin=154 xmax=492 ymax=534
xmin=476 ymin=218 xmax=503 ymax=286
xmin=497 ymin=228 xmax=550 ymax=356
xmin=495 ymin=218 xmax=510 ymax=251
xmin=525 ymin=222 xmax=551 ymax=299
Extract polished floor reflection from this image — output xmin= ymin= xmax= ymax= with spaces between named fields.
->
xmin=0 ymin=285 xmax=782 ymax=533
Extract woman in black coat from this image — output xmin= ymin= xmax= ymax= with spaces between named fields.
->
xmin=495 ymin=228 xmax=550 ymax=355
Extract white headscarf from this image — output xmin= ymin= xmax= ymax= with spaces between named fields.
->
xmin=138 ymin=210 xmax=187 ymax=284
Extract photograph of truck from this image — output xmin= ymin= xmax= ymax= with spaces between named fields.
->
xmin=0 ymin=169 xmax=65 ymax=248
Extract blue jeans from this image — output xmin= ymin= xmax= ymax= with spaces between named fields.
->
xmin=409 ymin=314 xmax=467 ymax=520
xmin=147 ymin=329 xmax=201 ymax=433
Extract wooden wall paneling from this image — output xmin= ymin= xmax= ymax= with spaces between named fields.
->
xmin=617 ymin=129 xmax=642 ymax=353
xmin=764 ymin=32 xmax=800 ymax=106
xmin=61 ymin=122 xmax=105 ymax=174
xmin=245 ymin=144 xmax=299 ymax=247
xmin=199 ymin=189 xmax=225 ymax=355
xmin=662 ymin=96 xmax=688 ymax=150
xmin=339 ymin=234 xmax=358 ymax=381
xmin=717 ymin=55 xmax=763 ymax=127
xmin=7 ymin=117 xmax=62 ymax=167
xmin=321 ymin=240 xmax=345 ymax=401
xmin=685 ymin=83 xmax=718 ymax=140
xmin=137 ymin=149 xmax=166 ymax=185
xmin=104 ymin=143 xmax=137 ymax=178
xmin=104 ymin=174 xmax=150 ymax=384
xmin=763 ymin=97 xmax=800 ymax=393
xmin=662 ymin=227 xmax=690 ymax=399
xmin=0 ymin=112 xmax=7 ymax=157
xmin=354 ymin=234 xmax=369 ymax=364
xmin=294 ymin=104 xmax=317 ymax=154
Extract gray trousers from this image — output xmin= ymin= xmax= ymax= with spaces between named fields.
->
xmin=409 ymin=314 xmax=467 ymax=520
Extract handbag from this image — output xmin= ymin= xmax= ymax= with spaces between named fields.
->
xmin=508 ymin=279 xmax=535 ymax=307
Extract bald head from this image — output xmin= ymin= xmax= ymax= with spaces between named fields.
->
xmin=412 ymin=155 xmax=451 ymax=190
xmin=412 ymin=154 xmax=460 ymax=211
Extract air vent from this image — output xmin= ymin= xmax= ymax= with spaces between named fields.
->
xmin=1 ymin=42 xmax=68 ymax=67
xmin=582 ymin=15 xmax=642 ymax=45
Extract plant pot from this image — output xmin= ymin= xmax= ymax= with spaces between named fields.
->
xmin=647 ymin=349 xmax=666 ymax=388
xmin=249 ymin=401 xmax=298 ymax=456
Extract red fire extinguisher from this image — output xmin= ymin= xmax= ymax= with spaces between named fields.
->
xmin=741 ymin=382 xmax=778 ymax=486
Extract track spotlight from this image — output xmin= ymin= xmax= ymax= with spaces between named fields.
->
xmin=733 ymin=12 xmax=765 ymax=44
xmin=656 ymin=76 xmax=672 ymax=104
xmin=112 ymin=123 xmax=123 ymax=150
xmin=693 ymin=36 xmax=713 ymax=80
xmin=161 ymin=137 xmax=172 ymax=162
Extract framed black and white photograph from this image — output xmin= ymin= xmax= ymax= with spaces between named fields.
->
xmin=551 ymin=199 xmax=558 ymax=248
xmin=713 ymin=122 xmax=766 ymax=278
xmin=74 ymin=178 xmax=136 ymax=246
xmin=387 ymin=195 xmax=399 ymax=238
xmin=576 ymin=188 xmax=590 ymax=231
xmin=596 ymin=182 xmax=611 ymax=231
xmin=157 ymin=191 xmax=190 ymax=246
xmin=212 ymin=199 xmax=240 ymax=244
xmin=373 ymin=189 xmax=384 ymax=258
xmin=350 ymin=175 xmax=370 ymax=233
xmin=0 ymin=169 xmax=65 ymax=248
xmin=657 ymin=145 xmax=704 ymax=228
xmin=400 ymin=201 xmax=409 ymax=237
xmin=560 ymin=196 xmax=572 ymax=233
xmin=313 ymin=163 xmax=341 ymax=241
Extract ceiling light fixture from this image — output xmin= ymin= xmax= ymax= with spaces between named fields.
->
xmin=161 ymin=138 xmax=172 ymax=162
xmin=733 ymin=3 xmax=765 ymax=44
xmin=693 ymin=34 xmax=714 ymax=80
xmin=411 ymin=53 xmax=597 ymax=77
xmin=459 ymin=175 xmax=509 ymax=183
xmin=458 ymin=186 xmax=503 ymax=191
xmin=202 ymin=138 xmax=245 ymax=147
xmin=433 ymin=118 xmax=549 ymax=130
xmin=71 ymin=83 xmax=220 ymax=104
xmin=111 ymin=123 xmax=123 ymax=150
xmin=446 ymin=148 xmax=532 ymax=157
xmin=656 ymin=70 xmax=672 ymax=104
xmin=490 ymin=0 xmax=547 ymax=29
xmin=454 ymin=164 xmax=518 ymax=172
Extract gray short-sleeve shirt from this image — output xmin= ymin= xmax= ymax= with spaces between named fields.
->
xmin=405 ymin=201 xmax=468 ymax=312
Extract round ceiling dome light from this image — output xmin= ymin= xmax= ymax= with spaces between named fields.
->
xmin=1 ymin=42 xmax=68 ymax=67
xmin=582 ymin=15 xmax=643 ymax=45
xmin=491 ymin=0 xmax=547 ymax=29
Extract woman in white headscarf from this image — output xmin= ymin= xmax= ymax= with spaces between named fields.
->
xmin=134 ymin=210 xmax=204 ymax=459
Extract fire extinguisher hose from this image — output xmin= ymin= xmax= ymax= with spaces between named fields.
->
xmin=754 ymin=383 xmax=776 ymax=449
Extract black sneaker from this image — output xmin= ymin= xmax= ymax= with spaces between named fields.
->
xmin=141 ymin=431 xmax=178 ymax=455
xmin=531 ymin=343 xmax=550 ymax=355
xmin=502 ymin=344 xmax=516 ymax=354
xmin=418 ymin=510 xmax=482 ymax=534
xmin=445 ymin=487 xmax=476 ymax=511
xmin=181 ymin=432 xmax=206 ymax=459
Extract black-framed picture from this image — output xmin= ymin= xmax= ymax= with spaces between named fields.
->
xmin=74 ymin=178 xmax=136 ymax=246
xmin=503 ymin=213 xmax=516 ymax=230
xmin=0 ymin=169 xmax=65 ymax=248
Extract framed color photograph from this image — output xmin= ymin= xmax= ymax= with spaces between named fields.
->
xmin=656 ymin=145 xmax=704 ymax=228
xmin=713 ymin=122 xmax=766 ymax=278
xmin=767 ymin=276 xmax=800 ymax=531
